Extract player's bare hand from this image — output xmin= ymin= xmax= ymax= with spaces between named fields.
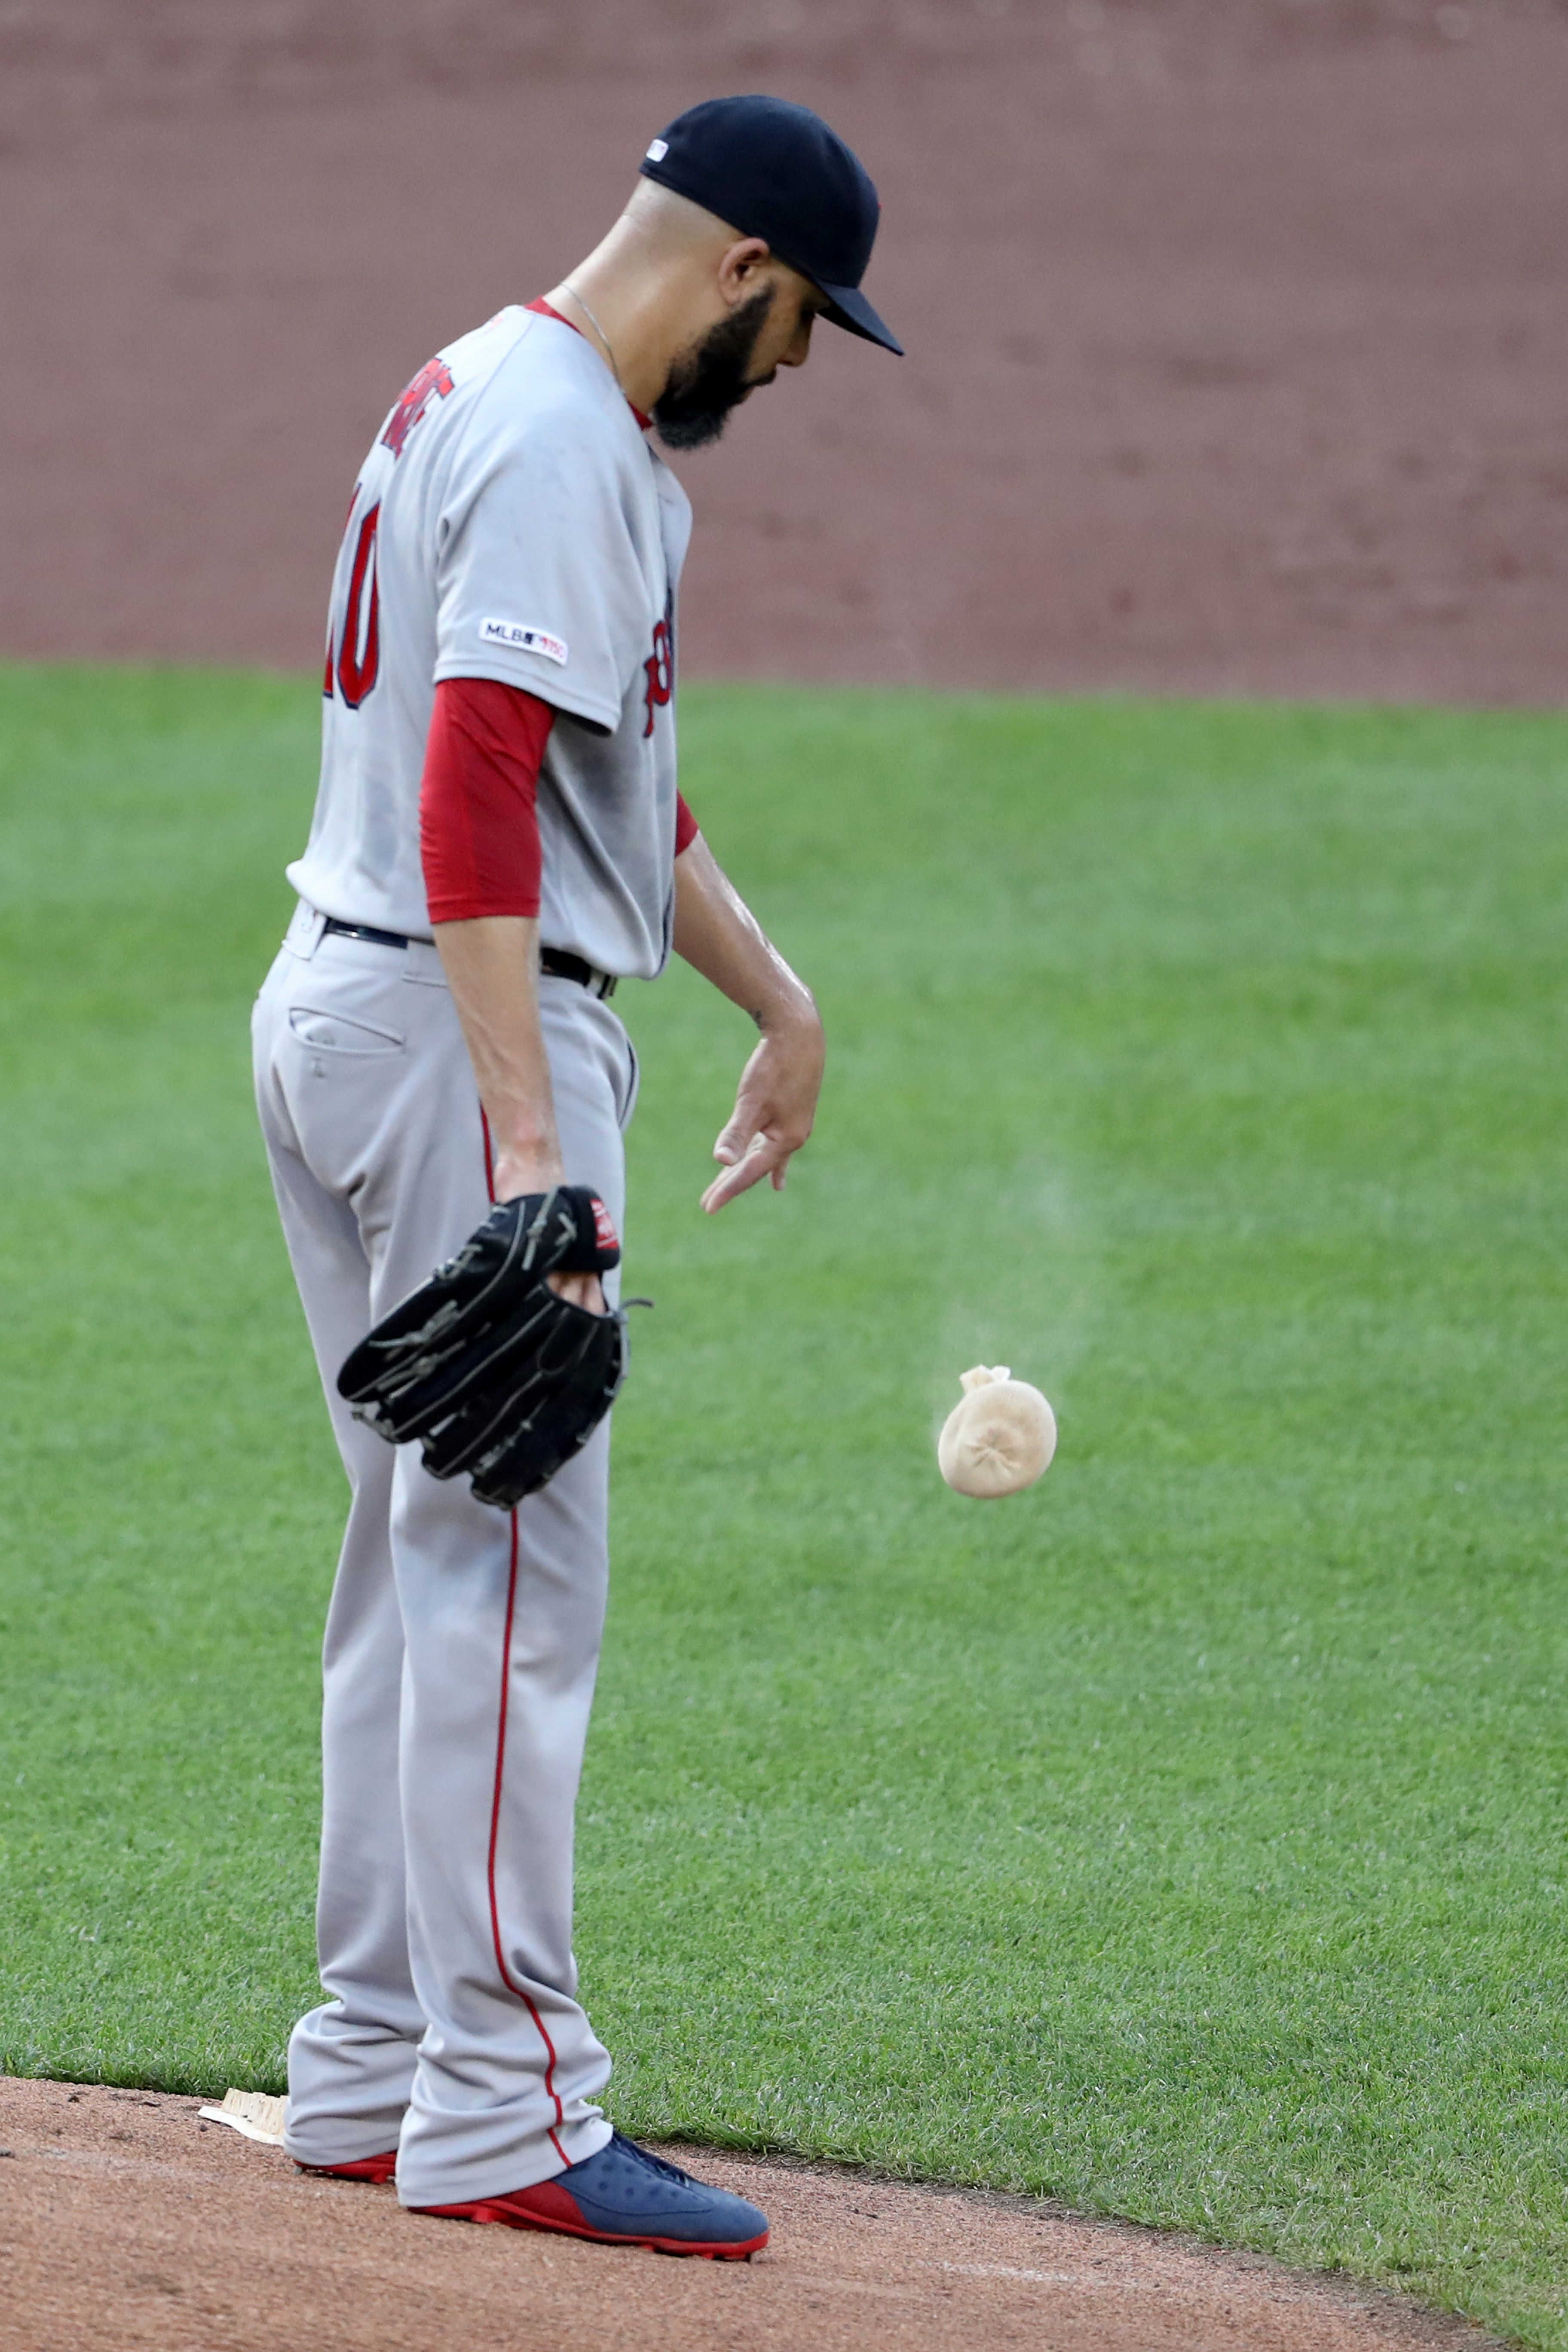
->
xmin=548 ymin=1269 xmax=608 ymax=1314
xmin=492 ymin=1148 xmax=608 ymax=1313
xmin=702 ymin=1007 xmax=825 ymax=1213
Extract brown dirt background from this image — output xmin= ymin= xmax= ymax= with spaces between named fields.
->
xmin=2 ymin=0 xmax=1566 ymax=702
xmin=0 ymin=2080 xmax=1504 ymax=2352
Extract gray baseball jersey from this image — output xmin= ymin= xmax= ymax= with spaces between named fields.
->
xmin=289 ymin=307 xmax=692 ymax=976
xmin=256 ymin=307 xmax=691 ymax=2202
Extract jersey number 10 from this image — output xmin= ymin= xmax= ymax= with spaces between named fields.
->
xmin=323 ymin=502 xmax=381 ymax=708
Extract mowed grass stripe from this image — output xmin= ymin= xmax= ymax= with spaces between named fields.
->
xmin=0 ymin=668 xmax=1564 ymax=2346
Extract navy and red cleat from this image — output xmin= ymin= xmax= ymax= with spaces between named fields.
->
xmin=413 ymin=2129 xmax=769 ymax=2259
xmin=296 ymin=2150 xmax=398 ymax=2184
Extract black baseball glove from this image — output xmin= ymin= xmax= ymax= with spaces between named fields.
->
xmin=337 ymin=1186 xmax=633 ymax=1510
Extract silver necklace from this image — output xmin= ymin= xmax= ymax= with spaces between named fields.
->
xmin=561 ymin=280 xmax=624 ymax=394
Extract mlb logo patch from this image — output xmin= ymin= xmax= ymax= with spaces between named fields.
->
xmin=478 ymin=617 xmax=568 ymax=665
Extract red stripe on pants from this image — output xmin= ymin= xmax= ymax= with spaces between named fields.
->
xmin=479 ymin=1103 xmax=569 ymax=2167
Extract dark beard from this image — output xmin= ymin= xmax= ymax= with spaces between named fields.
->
xmin=653 ymin=287 xmax=778 ymax=452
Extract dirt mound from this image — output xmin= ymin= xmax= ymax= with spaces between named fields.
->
xmin=0 ymin=0 xmax=1565 ymax=701
xmin=0 ymin=2077 xmax=1498 ymax=2352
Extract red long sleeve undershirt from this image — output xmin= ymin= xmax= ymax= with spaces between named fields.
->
xmin=420 ymin=674 xmax=698 ymax=925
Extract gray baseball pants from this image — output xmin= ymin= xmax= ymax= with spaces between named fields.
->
xmin=252 ymin=899 xmax=634 ymax=2206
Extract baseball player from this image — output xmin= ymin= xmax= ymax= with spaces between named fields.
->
xmin=252 ymin=97 xmax=900 ymax=2258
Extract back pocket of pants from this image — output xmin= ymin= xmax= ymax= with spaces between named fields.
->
xmin=288 ymin=1005 xmax=404 ymax=1054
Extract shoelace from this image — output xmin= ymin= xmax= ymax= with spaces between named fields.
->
xmin=608 ymin=2129 xmax=697 ymax=2187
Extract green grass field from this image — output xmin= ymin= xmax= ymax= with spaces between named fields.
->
xmin=1 ymin=665 xmax=1566 ymax=2343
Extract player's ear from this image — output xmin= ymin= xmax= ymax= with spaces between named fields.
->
xmin=716 ymin=236 xmax=772 ymax=308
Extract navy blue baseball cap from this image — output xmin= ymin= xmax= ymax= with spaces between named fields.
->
xmin=639 ymin=96 xmax=902 ymax=355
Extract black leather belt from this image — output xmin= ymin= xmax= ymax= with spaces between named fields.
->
xmin=322 ymin=917 xmax=616 ymax=998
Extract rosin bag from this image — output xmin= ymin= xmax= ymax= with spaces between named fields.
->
xmin=937 ymin=1365 xmax=1057 ymax=1498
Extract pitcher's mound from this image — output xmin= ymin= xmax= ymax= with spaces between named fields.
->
xmin=0 ymin=2077 xmax=1494 ymax=2352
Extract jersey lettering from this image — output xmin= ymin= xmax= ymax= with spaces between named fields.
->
xmin=293 ymin=305 xmax=693 ymax=975
xmin=335 ymin=503 xmax=382 ymax=709
xmin=642 ymin=613 xmax=673 ymax=738
xmin=382 ymin=357 xmax=455 ymax=460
